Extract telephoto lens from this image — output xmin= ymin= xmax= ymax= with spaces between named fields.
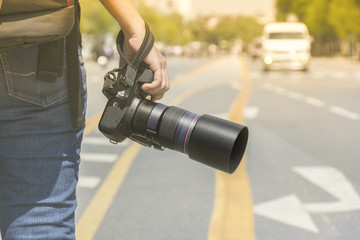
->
xmin=132 ymin=99 xmax=249 ymax=174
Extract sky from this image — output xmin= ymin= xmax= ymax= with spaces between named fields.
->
xmin=192 ymin=0 xmax=275 ymax=17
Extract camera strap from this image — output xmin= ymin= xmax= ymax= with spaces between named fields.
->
xmin=116 ymin=23 xmax=154 ymax=88
xmin=116 ymin=23 xmax=154 ymax=69
xmin=102 ymin=23 xmax=154 ymax=99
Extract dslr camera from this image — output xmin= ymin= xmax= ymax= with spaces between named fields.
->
xmin=98 ymin=25 xmax=248 ymax=174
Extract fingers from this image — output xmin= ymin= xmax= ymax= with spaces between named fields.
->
xmin=141 ymin=46 xmax=170 ymax=101
xmin=120 ymin=34 xmax=170 ymax=101
xmin=141 ymin=75 xmax=169 ymax=101
xmin=141 ymin=69 xmax=170 ymax=101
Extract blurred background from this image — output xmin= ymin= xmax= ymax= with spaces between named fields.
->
xmin=75 ymin=1 xmax=360 ymax=240
xmin=79 ymin=0 xmax=360 ymax=63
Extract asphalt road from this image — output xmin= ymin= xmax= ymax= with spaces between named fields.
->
xmin=75 ymin=55 xmax=360 ymax=240
xmin=247 ymin=57 xmax=360 ymax=240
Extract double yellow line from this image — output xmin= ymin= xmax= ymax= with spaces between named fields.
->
xmin=208 ymin=57 xmax=255 ymax=240
xmin=76 ymin=57 xmax=255 ymax=240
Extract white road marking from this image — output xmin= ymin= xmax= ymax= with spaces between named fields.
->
xmin=304 ymin=96 xmax=325 ymax=108
xmin=256 ymin=70 xmax=355 ymax=81
xmin=293 ymin=166 xmax=360 ymax=213
xmin=263 ymin=83 xmax=360 ymax=121
xmin=212 ymin=112 xmax=228 ymax=120
xmin=254 ymin=194 xmax=319 ymax=233
xmin=310 ymin=71 xmax=326 ymax=79
xmin=244 ymin=106 xmax=259 ymax=119
xmin=81 ymin=153 xmax=118 ymax=163
xmin=82 ymin=136 xmax=129 ymax=146
xmin=286 ymin=91 xmax=304 ymax=101
xmin=329 ymin=106 xmax=360 ymax=120
xmin=354 ymin=71 xmax=360 ymax=79
xmin=212 ymin=108 xmax=259 ymax=120
xmin=273 ymin=86 xmax=287 ymax=95
xmin=263 ymin=82 xmax=275 ymax=91
xmin=332 ymin=71 xmax=348 ymax=79
xmin=255 ymin=166 xmax=360 ymax=233
xmin=78 ymin=176 xmax=101 ymax=189
xmin=82 ymin=137 xmax=112 ymax=145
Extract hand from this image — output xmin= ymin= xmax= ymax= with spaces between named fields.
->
xmin=121 ymin=28 xmax=170 ymax=101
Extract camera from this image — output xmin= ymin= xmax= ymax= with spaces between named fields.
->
xmin=98 ymin=25 xmax=249 ymax=174
xmin=98 ymin=64 xmax=248 ymax=174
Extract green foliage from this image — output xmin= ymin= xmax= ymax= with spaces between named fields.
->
xmin=305 ymin=0 xmax=336 ymax=41
xmin=79 ymin=0 xmax=119 ymax=35
xmin=275 ymin=0 xmax=360 ymax=55
xmin=291 ymin=0 xmax=311 ymax=21
xmin=138 ymin=3 xmax=190 ymax=45
xmin=79 ymin=0 xmax=263 ymax=46
xmin=276 ymin=0 xmax=293 ymax=21
xmin=275 ymin=0 xmax=360 ymax=39
xmin=328 ymin=0 xmax=360 ymax=39
xmin=203 ymin=16 xmax=263 ymax=44
xmin=276 ymin=0 xmax=313 ymax=22
xmin=187 ymin=18 xmax=209 ymax=41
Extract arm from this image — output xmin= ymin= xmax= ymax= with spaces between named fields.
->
xmin=99 ymin=0 xmax=169 ymax=100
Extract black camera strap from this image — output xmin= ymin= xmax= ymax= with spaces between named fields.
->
xmin=116 ymin=23 xmax=154 ymax=69
xmin=102 ymin=23 xmax=154 ymax=99
xmin=116 ymin=23 xmax=154 ymax=88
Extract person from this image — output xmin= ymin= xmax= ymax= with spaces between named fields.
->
xmin=0 ymin=0 xmax=169 ymax=239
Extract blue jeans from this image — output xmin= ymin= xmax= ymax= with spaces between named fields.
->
xmin=0 ymin=44 xmax=87 ymax=239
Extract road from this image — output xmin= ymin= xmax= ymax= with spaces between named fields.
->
xmin=75 ymin=56 xmax=360 ymax=240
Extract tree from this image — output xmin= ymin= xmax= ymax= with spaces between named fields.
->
xmin=304 ymin=0 xmax=338 ymax=55
xmin=275 ymin=0 xmax=360 ymax=56
xmin=137 ymin=2 xmax=189 ymax=45
xmin=276 ymin=0 xmax=311 ymax=22
xmin=291 ymin=0 xmax=311 ymax=21
xmin=79 ymin=0 xmax=118 ymax=35
xmin=328 ymin=0 xmax=360 ymax=40
xmin=79 ymin=0 xmax=263 ymax=49
xmin=276 ymin=0 xmax=293 ymax=21
xmin=196 ymin=16 xmax=263 ymax=45
xmin=328 ymin=0 xmax=360 ymax=56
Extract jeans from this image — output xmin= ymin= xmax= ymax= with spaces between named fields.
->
xmin=0 ymin=44 xmax=87 ymax=240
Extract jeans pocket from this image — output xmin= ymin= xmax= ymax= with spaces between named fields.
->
xmin=0 ymin=44 xmax=68 ymax=107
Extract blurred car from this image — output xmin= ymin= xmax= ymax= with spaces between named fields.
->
xmin=261 ymin=22 xmax=312 ymax=71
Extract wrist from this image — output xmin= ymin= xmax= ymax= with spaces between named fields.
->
xmin=121 ymin=20 xmax=146 ymax=40
xmin=122 ymin=21 xmax=146 ymax=53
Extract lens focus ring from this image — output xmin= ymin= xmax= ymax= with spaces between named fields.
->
xmin=173 ymin=112 xmax=200 ymax=154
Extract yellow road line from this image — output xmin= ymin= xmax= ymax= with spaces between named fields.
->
xmin=84 ymin=113 xmax=102 ymax=136
xmin=76 ymin=58 xmax=225 ymax=239
xmin=208 ymin=56 xmax=255 ymax=240
xmin=76 ymin=143 xmax=141 ymax=240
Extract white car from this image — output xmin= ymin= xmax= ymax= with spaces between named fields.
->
xmin=262 ymin=22 xmax=312 ymax=71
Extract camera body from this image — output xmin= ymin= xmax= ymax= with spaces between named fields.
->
xmin=99 ymin=64 xmax=164 ymax=150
